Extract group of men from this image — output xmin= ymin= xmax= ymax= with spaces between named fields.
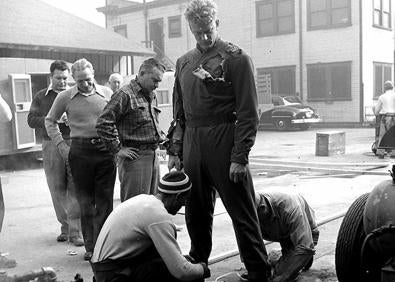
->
xmin=19 ymin=0 xmax=321 ymax=281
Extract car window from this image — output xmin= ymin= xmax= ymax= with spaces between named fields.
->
xmin=272 ymin=96 xmax=284 ymax=106
xmin=284 ymin=96 xmax=302 ymax=104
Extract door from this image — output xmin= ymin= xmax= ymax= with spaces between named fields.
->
xmin=149 ymin=18 xmax=164 ymax=56
xmin=8 ymin=74 xmax=36 ymax=149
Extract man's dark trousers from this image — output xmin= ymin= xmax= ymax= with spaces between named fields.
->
xmin=183 ymin=122 xmax=269 ymax=281
xmin=69 ymin=139 xmax=116 ymax=253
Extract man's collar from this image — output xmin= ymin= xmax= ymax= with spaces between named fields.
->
xmin=44 ymin=84 xmax=69 ymax=96
xmin=70 ymin=83 xmax=105 ymax=99
xmin=196 ymin=37 xmax=220 ymax=53
xmin=130 ymin=79 xmax=143 ymax=93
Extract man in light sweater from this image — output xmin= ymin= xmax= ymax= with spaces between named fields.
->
xmin=91 ymin=171 xmax=210 ymax=282
xmin=45 ymin=58 xmax=115 ymax=261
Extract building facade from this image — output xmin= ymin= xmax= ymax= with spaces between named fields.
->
xmin=99 ymin=0 xmax=394 ymax=124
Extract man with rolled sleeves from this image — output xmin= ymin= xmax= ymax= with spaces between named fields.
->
xmin=166 ymin=0 xmax=270 ymax=281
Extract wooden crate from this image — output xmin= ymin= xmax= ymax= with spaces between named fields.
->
xmin=315 ymin=131 xmax=345 ymax=156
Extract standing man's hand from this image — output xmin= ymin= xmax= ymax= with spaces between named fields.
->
xmin=168 ymin=155 xmax=182 ymax=171
xmin=229 ymin=162 xmax=247 ymax=183
xmin=57 ymin=141 xmax=70 ymax=161
xmin=117 ymin=147 xmax=139 ymax=160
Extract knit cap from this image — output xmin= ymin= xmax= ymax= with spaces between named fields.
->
xmin=158 ymin=171 xmax=192 ymax=194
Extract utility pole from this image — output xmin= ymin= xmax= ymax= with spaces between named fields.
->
xmin=143 ymin=0 xmax=149 ymax=48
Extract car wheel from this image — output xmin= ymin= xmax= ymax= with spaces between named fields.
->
xmin=335 ymin=193 xmax=369 ymax=282
xmin=274 ymin=119 xmax=290 ymax=131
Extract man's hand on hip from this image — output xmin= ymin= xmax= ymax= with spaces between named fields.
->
xmin=229 ymin=162 xmax=247 ymax=183
xmin=57 ymin=141 xmax=70 ymax=161
xmin=168 ymin=155 xmax=182 ymax=171
xmin=117 ymin=147 xmax=139 ymax=160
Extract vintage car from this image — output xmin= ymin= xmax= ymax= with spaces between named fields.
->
xmin=259 ymin=95 xmax=321 ymax=130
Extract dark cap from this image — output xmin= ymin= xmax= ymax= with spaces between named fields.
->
xmin=158 ymin=171 xmax=192 ymax=194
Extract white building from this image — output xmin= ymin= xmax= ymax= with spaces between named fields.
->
xmin=98 ymin=0 xmax=394 ymax=124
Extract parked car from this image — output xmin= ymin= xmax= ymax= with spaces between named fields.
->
xmin=259 ymin=95 xmax=321 ymax=130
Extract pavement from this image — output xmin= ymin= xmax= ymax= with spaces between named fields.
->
xmin=0 ymin=127 xmax=392 ymax=282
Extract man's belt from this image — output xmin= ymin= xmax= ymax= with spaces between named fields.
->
xmin=71 ymin=137 xmax=102 ymax=145
xmin=185 ymin=112 xmax=236 ymax=127
xmin=122 ymin=141 xmax=158 ymax=150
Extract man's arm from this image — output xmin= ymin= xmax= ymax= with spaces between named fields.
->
xmin=0 ymin=94 xmax=12 ymax=122
xmin=147 ymin=222 xmax=208 ymax=280
xmin=374 ymin=98 xmax=383 ymax=116
xmin=96 ymin=91 xmax=128 ymax=155
xmin=27 ymin=90 xmax=45 ymax=129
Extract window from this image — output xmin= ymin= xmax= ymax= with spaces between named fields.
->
xmin=114 ymin=25 xmax=127 ymax=38
xmin=374 ymin=62 xmax=392 ymax=98
xmin=168 ymin=16 xmax=182 ymax=38
xmin=307 ymin=0 xmax=351 ymax=30
xmin=256 ymin=0 xmax=295 ymax=37
xmin=373 ymin=0 xmax=392 ymax=29
xmin=156 ymin=90 xmax=170 ymax=105
xmin=257 ymin=66 xmax=295 ymax=105
xmin=307 ymin=62 xmax=351 ymax=101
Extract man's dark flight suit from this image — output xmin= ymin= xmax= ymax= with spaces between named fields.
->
xmin=167 ymin=38 xmax=270 ymax=281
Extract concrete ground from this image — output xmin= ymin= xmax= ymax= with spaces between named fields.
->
xmin=0 ymin=127 xmax=392 ymax=281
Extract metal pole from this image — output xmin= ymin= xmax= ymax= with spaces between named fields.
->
xmin=208 ymin=210 xmax=347 ymax=265
xmin=143 ymin=0 xmax=149 ymax=48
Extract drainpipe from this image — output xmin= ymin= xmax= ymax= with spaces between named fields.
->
xmin=105 ymin=0 xmax=108 ymax=29
xmin=298 ymin=0 xmax=303 ymax=100
xmin=359 ymin=0 xmax=364 ymax=124
xmin=143 ymin=0 xmax=149 ymax=48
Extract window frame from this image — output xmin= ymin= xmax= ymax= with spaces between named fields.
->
xmin=256 ymin=65 xmax=296 ymax=97
xmin=168 ymin=15 xmax=182 ymax=38
xmin=373 ymin=62 xmax=393 ymax=99
xmin=307 ymin=61 xmax=352 ymax=102
xmin=113 ymin=24 xmax=128 ymax=38
xmin=373 ymin=0 xmax=392 ymax=30
xmin=256 ymin=0 xmax=295 ymax=38
xmin=307 ymin=0 xmax=352 ymax=31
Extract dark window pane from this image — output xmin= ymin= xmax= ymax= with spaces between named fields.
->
xmin=310 ymin=0 xmax=326 ymax=12
xmin=332 ymin=8 xmax=349 ymax=24
xmin=311 ymin=11 xmax=327 ymax=27
xmin=278 ymin=0 xmax=293 ymax=16
xmin=331 ymin=64 xmax=350 ymax=99
xmin=260 ymin=20 xmax=275 ymax=35
xmin=308 ymin=67 xmax=326 ymax=99
xmin=278 ymin=17 xmax=293 ymax=32
xmin=259 ymin=3 xmax=273 ymax=19
xmin=169 ymin=17 xmax=181 ymax=37
xmin=375 ymin=65 xmax=383 ymax=97
xmin=277 ymin=68 xmax=295 ymax=95
xmin=384 ymin=66 xmax=392 ymax=82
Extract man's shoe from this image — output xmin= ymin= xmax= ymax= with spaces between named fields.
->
xmin=56 ymin=233 xmax=68 ymax=242
xmin=69 ymin=236 xmax=84 ymax=247
xmin=84 ymin=251 xmax=92 ymax=261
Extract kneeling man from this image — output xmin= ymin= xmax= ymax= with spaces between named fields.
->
xmin=91 ymin=171 xmax=210 ymax=282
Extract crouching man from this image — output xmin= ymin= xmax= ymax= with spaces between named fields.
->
xmin=90 ymin=171 xmax=210 ymax=282
xmin=241 ymin=192 xmax=319 ymax=282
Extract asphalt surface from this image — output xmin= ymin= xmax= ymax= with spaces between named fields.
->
xmin=0 ymin=127 xmax=392 ymax=282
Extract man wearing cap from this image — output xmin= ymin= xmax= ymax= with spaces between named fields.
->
xmin=373 ymin=80 xmax=395 ymax=158
xmin=91 ymin=171 xmax=210 ymax=282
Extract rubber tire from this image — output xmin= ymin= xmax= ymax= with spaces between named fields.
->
xmin=371 ymin=142 xmax=377 ymax=155
xmin=274 ymin=119 xmax=290 ymax=131
xmin=335 ymin=193 xmax=369 ymax=282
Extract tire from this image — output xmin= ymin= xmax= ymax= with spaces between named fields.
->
xmin=371 ymin=142 xmax=377 ymax=155
xmin=274 ymin=119 xmax=290 ymax=131
xmin=335 ymin=193 xmax=369 ymax=282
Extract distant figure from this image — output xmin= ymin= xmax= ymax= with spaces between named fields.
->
xmin=45 ymin=58 xmax=115 ymax=261
xmin=373 ymin=80 xmax=395 ymax=158
xmin=91 ymin=171 xmax=210 ymax=282
xmin=97 ymin=58 xmax=166 ymax=202
xmin=27 ymin=60 xmax=83 ymax=247
xmin=240 ymin=192 xmax=319 ymax=282
xmin=0 ymin=93 xmax=16 ymax=269
xmin=108 ymin=73 xmax=123 ymax=93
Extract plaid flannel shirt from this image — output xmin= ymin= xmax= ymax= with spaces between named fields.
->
xmin=96 ymin=79 xmax=165 ymax=154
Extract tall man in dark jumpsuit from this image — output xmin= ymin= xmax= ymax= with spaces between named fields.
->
xmin=166 ymin=1 xmax=270 ymax=281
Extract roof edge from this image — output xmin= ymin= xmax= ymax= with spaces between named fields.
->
xmin=97 ymin=0 xmax=189 ymax=15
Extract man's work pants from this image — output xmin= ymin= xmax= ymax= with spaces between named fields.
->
xmin=183 ymin=122 xmax=269 ymax=281
xmin=69 ymin=139 xmax=116 ymax=252
xmin=117 ymin=149 xmax=159 ymax=202
xmin=42 ymin=139 xmax=81 ymax=237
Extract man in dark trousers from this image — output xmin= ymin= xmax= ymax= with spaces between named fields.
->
xmin=97 ymin=58 xmax=166 ymax=202
xmin=27 ymin=60 xmax=83 ymax=246
xmin=91 ymin=171 xmax=210 ymax=282
xmin=166 ymin=0 xmax=270 ymax=281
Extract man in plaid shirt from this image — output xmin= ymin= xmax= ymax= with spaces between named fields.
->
xmin=97 ymin=58 xmax=166 ymax=202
